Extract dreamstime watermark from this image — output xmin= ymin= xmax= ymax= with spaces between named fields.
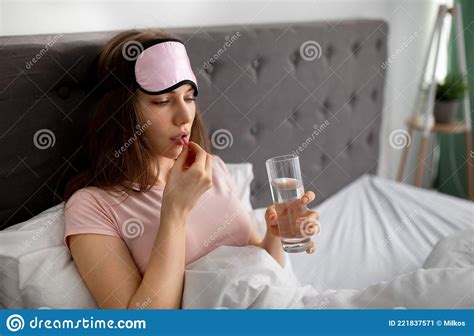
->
xmin=22 ymin=210 xmax=63 ymax=252
xmin=300 ymin=40 xmax=323 ymax=61
xmin=134 ymin=297 xmax=152 ymax=310
xmin=292 ymin=120 xmax=330 ymax=157
xmin=6 ymin=314 xmax=24 ymax=332
xmin=298 ymin=217 xmax=320 ymax=239
xmin=389 ymin=129 xmax=411 ymax=150
xmin=203 ymin=32 xmax=241 ymax=70
xmin=33 ymin=129 xmax=56 ymax=150
xmin=381 ymin=31 xmax=418 ymax=69
xmin=25 ymin=33 xmax=63 ymax=70
xmin=5 ymin=313 xmax=146 ymax=332
xmin=122 ymin=40 xmax=144 ymax=61
xmin=211 ymin=129 xmax=233 ymax=150
xmin=121 ymin=218 xmax=145 ymax=239
xmin=314 ymin=297 xmax=330 ymax=309
xmin=379 ymin=208 xmax=420 ymax=250
xmin=114 ymin=120 xmax=152 ymax=158
xmin=203 ymin=209 xmax=241 ymax=247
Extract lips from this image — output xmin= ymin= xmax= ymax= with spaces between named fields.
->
xmin=170 ymin=131 xmax=189 ymax=141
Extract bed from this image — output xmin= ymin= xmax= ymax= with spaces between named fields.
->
xmin=0 ymin=20 xmax=472 ymax=309
xmin=252 ymin=174 xmax=473 ymax=292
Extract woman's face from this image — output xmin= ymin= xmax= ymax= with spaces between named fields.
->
xmin=137 ymin=84 xmax=196 ymax=159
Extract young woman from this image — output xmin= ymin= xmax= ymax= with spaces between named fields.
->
xmin=63 ymin=29 xmax=321 ymax=309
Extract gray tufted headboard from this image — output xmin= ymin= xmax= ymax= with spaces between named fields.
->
xmin=0 ymin=20 xmax=388 ymax=229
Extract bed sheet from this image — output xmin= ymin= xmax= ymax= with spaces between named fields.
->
xmin=249 ymin=175 xmax=473 ymax=292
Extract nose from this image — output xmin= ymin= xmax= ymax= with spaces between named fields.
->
xmin=172 ymin=97 xmax=194 ymax=126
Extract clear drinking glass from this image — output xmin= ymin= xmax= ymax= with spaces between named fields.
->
xmin=265 ymin=154 xmax=313 ymax=253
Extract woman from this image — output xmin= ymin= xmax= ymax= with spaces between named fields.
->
xmin=63 ymin=29 xmax=321 ymax=309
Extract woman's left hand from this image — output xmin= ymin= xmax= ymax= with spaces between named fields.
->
xmin=264 ymin=190 xmax=321 ymax=254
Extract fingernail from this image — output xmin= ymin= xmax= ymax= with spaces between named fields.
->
xmin=302 ymin=197 xmax=308 ymax=204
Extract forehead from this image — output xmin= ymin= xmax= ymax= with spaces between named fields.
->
xmin=137 ymin=83 xmax=194 ymax=100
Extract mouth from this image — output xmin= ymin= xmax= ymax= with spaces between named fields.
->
xmin=170 ymin=133 xmax=189 ymax=145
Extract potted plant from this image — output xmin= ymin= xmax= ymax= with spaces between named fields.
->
xmin=434 ymin=73 xmax=468 ymax=123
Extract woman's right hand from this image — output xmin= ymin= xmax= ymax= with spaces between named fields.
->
xmin=162 ymin=141 xmax=213 ymax=215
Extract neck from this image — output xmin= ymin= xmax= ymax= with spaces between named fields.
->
xmin=152 ymin=156 xmax=175 ymax=187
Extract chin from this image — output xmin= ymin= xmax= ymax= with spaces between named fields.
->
xmin=162 ymin=146 xmax=184 ymax=160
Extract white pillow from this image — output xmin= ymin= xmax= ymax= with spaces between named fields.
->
xmin=0 ymin=163 xmax=293 ymax=310
xmin=0 ymin=204 xmax=299 ymax=309
xmin=0 ymin=203 xmax=98 ymax=309
xmin=225 ymin=162 xmax=254 ymax=212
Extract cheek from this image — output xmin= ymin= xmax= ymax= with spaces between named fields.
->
xmin=148 ymin=123 xmax=167 ymax=140
xmin=143 ymin=106 xmax=169 ymax=126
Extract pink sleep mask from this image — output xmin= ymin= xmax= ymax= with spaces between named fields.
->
xmin=134 ymin=38 xmax=198 ymax=96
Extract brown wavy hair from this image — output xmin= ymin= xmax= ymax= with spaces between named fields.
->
xmin=63 ymin=29 xmax=211 ymax=202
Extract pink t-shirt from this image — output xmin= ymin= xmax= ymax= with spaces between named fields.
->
xmin=63 ymin=155 xmax=251 ymax=276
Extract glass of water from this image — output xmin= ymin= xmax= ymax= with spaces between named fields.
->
xmin=265 ymin=154 xmax=313 ymax=253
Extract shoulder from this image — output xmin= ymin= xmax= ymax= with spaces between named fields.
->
xmin=65 ymin=186 xmax=106 ymax=207
xmin=64 ymin=186 xmax=119 ymax=217
xmin=63 ymin=187 xmax=123 ymax=247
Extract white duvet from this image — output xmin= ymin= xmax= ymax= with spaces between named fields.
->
xmin=182 ymin=230 xmax=474 ymax=309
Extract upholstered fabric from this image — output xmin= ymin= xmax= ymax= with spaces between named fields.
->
xmin=0 ymin=20 xmax=388 ymax=228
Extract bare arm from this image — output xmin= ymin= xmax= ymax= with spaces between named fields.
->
xmin=69 ymin=204 xmax=188 ymax=309
xmin=69 ymin=141 xmax=212 ymax=309
xmin=128 ymin=204 xmax=188 ymax=309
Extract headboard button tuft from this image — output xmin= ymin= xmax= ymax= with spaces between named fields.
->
xmin=323 ymin=98 xmax=331 ymax=112
xmin=349 ymin=92 xmax=358 ymax=107
xmin=320 ymin=154 xmax=327 ymax=165
xmin=371 ymin=89 xmax=377 ymax=102
xmin=252 ymin=58 xmax=260 ymax=69
xmin=325 ymin=45 xmax=335 ymax=60
xmin=351 ymin=42 xmax=361 ymax=56
xmin=375 ymin=38 xmax=383 ymax=51
xmin=290 ymin=110 xmax=299 ymax=121
xmin=367 ymin=131 xmax=374 ymax=144
xmin=289 ymin=50 xmax=299 ymax=66
xmin=250 ymin=124 xmax=258 ymax=135
xmin=346 ymin=140 xmax=353 ymax=150
xmin=57 ymin=86 xmax=70 ymax=99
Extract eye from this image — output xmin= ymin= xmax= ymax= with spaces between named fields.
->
xmin=153 ymin=100 xmax=169 ymax=105
xmin=185 ymin=97 xmax=196 ymax=103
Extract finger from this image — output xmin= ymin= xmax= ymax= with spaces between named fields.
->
xmin=300 ymin=190 xmax=316 ymax=205
xmin=268 ymin=225 xmax=280 ymax=237
xmin=187 ymin=141 xmax=206 ymax=171
xmin=298 ymin=217 xmax=319 ymax=237
xmin=306 ymin=241 xmax=316 ymax=254
xmin=265 ymin=205 xmax=277 ymax=223
xmin=288 ymin=190 xmax=316 ymax=212
xmin=302 ymin=211 xmax=321 ymax=236
xmin=205 ymin=153 xmax=213 ymax=180
xmin=303 ymin=220 xmax=320 ymax=236
xmin=183 ymin=141 xmax=196 ymax=169
xmin=305 ymin=209 xmax=321 ymax=221
xmin=174 ymin=143 xmax=189 ymax=169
